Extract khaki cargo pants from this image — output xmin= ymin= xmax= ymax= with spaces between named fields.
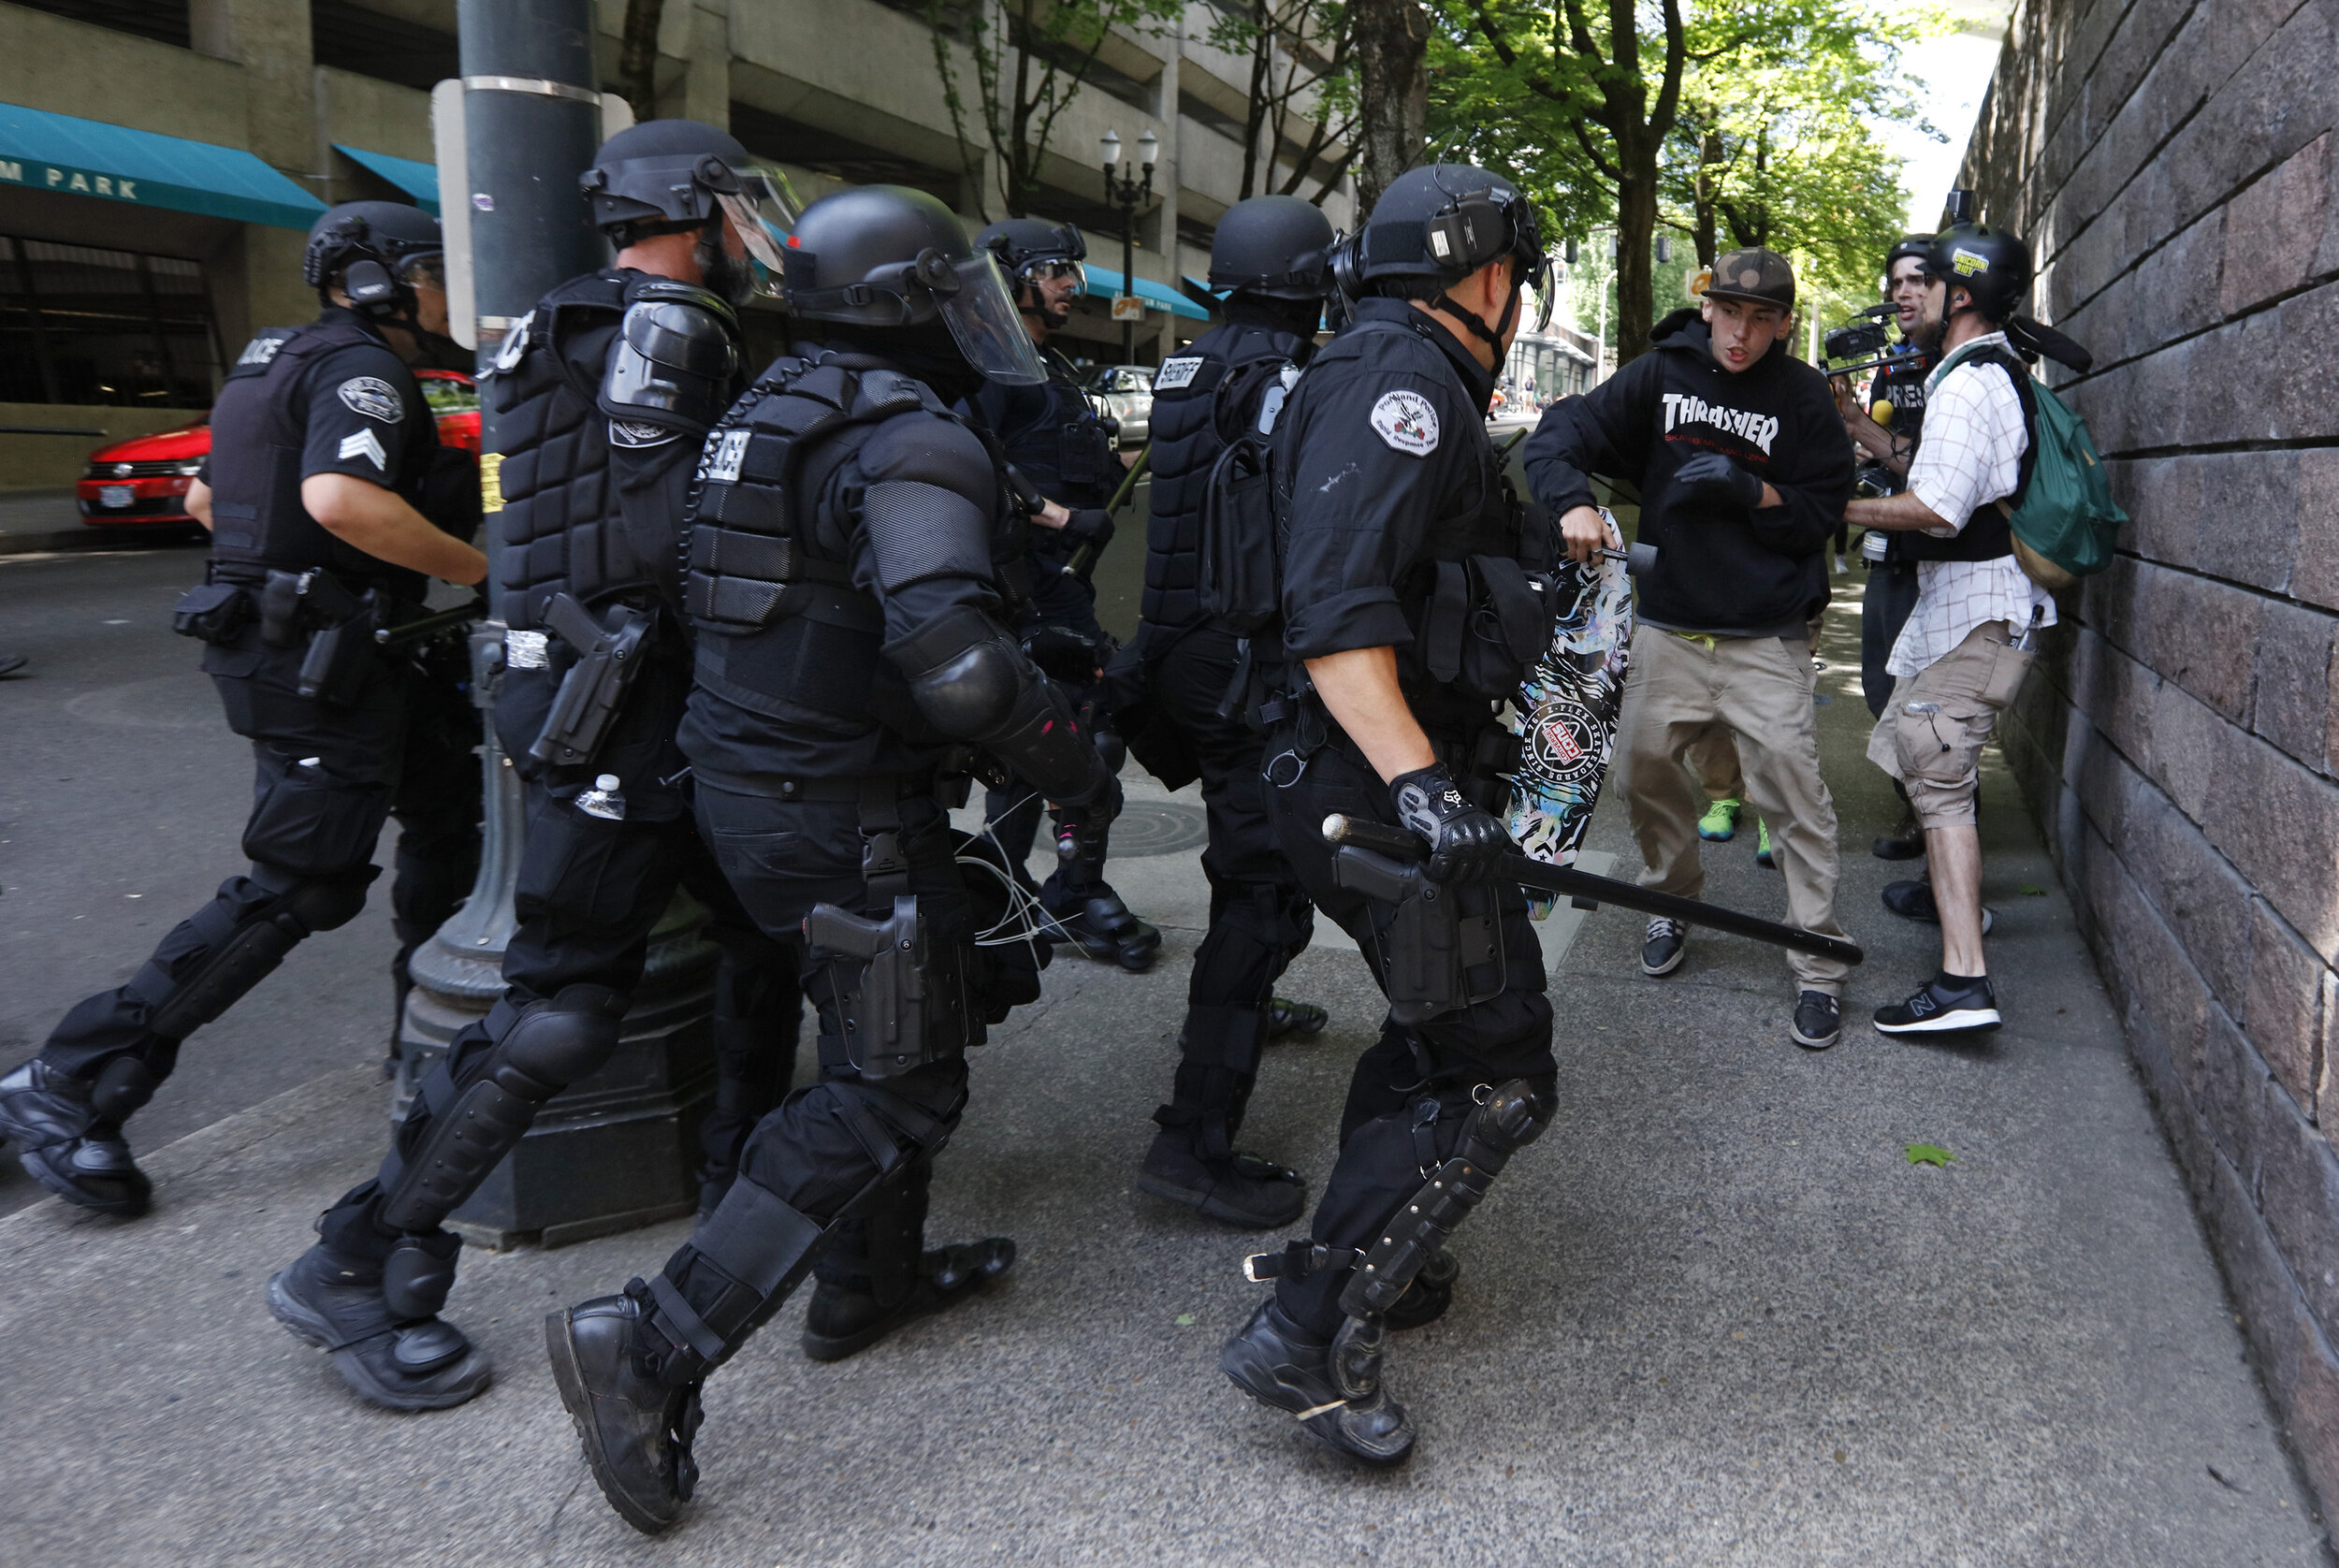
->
xmin=1612 ymin=626 xmax=1852 ymax=994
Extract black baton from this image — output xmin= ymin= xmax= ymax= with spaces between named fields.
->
xmin=1321 ymin=814 xmax=1864 ymax=965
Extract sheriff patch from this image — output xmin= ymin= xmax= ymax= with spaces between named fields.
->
xmin=1153 ymin=356 xmax=1204 ymax=391
xmin=338 ymin=376 xmax=402 ymax=423
xmin=1369 ymin=390 xmax=1439 ymax=456
xmin=610 ymin=418 xmax=679 ymax=448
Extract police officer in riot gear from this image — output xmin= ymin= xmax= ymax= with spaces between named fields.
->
xmin=0 ymin=201 xmax=487 ymax=1220
xmin=545 ymin=183 xmax=1112 ymax=1533
xmin=265 ymin=123 xmax=803 ymax=1414
xmin=1120 ymin=196 xmax=1335 ymax=1229
xmin=967 ymin=217 xmax=1160 ymax=973
xmin=1215 ymin=166 xmax=1560 ymax=1466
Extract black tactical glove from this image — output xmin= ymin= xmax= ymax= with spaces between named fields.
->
xmin=1389 ymin=764 xmax=1512 ymax=886
xmin=1674 ymin=451 xmax=1767 ymax=510
xmin=1060 ymin=508 xmax=1115 ymax=546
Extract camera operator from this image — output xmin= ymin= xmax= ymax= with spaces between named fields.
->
xmin=1843 ymin=223 xmax=2051 ymax=1039
xmin=1832 ymin=237 xmax=1934 ymax=860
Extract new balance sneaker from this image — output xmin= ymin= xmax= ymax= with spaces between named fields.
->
xmin=1641 ymin=917 xmax=1687 ymax=977
xmin=1873 ymin=974 xmax=2002 ymax=1036
xmin=1790 ymin=990 xmax=1841 ymax=1050
xmin=1881 ymin=879 xmax=1996 ymax=935
xmin=1697 ymin=797 xmax=1743 ymax=842
xmin=1754 ymin=820 xmax=1777 ymax=869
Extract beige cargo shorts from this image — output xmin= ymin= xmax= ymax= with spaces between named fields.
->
xmin=1866 ymin=619 xmax=2034 ymax=830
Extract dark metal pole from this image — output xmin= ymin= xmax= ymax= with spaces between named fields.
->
xmin=1120 ymin=187 xmax=1135 ymax=365
xmin=399 ymin=0 xmax=720 ymax=1247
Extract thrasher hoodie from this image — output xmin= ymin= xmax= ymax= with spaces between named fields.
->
xmin=1523 ymin=307 xmax=1854 ymax=635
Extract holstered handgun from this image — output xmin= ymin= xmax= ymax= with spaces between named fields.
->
xmin=1331 ymin=846 xmax=1502 ymax=1025
xmin=529 ymin=592 xmax=651 ymax=768
xmin=260 ymin=569 xmax=377 ymax=706
xmin=803 ymin=895 xmax=967 ymax=1080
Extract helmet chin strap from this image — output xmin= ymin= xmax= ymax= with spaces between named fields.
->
xmin=1430 ymin=280 xmax=1524 ymax=356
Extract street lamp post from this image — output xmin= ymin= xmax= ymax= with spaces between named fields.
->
xmin=1099 ymin=128 xmax=1156 ymax=364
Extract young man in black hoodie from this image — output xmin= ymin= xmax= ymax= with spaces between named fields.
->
xmin=1525 ymin=248 xmax=1856 ymax=1048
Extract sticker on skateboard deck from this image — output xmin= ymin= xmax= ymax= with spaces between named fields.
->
xmin=1508 ymin=507 xmax=1634 ymax=917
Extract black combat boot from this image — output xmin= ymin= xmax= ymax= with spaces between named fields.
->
xmin=801 ymin=1238 xmax=1017 ymax=1362
xmin=1040 ymin=884 xmax=1162 ymax=972
xmin=1139 ymin=1132 xmax=1305 ymax=1228
xmin=1382 ymin=1249 xmax=1460 ymax=1331
xmin=1267 ymin=997 xmax=1329 ymax=1039
xmin=268 ymin=1239 xmax=491 ymax=1411
xmin=1221 ymin=1299 xmax=1415 ymax=1466
xmin=545 ymin=1285 xmax=706 ymax=1535
xmin=0 ymin=1059 xmax=152 ymax=1217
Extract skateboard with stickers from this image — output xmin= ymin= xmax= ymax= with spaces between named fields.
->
xmin=1506 ymin=506 xmax=1634 ymax=917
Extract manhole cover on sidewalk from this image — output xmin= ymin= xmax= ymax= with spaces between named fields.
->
xmin=1111 ymin=800 xmax=1208 ymax=856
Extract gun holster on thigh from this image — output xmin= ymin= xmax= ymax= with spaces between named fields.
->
xmin=1332 ymin=849 xmax=1500 ymax=1026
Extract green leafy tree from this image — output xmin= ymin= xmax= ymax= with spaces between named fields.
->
xmin=1202 ymin=0 xmax=1361 ymax=204
xmin=927 ymin=0 xmax=1182 ymax=220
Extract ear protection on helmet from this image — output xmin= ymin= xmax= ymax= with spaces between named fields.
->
xmin=341 ymin=259 xmax=398 ymax=312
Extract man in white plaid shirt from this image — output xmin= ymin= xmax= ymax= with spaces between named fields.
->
xmin=1843 ymin=224 xmax=2051 ymax=1036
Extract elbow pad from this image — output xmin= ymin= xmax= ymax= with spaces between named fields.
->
xmin=886 ymin=605 xmax=1110 ymax=805
xmin=599 ymin=280 xmax=740 ymax=436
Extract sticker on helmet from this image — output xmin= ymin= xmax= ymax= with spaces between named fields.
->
xmin=1153 ymin=356 xmax=1204 ymax=391
xmin=610 ymin=418 xmax=679 ymax=448
xmin=1369 ymin=390 xmax=1440 ymax=456
xmin=338 ymin=376 xmax=402 ymax=423
xmin=338 ymin=428 xmax=388 ymax=472
xmin=1952 ymin=247 xmax=1989 ymax=276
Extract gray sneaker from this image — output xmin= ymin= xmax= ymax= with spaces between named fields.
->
xmin=1641 ymin=917 xmax=1687 ymax=977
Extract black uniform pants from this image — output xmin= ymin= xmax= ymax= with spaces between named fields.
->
xmin=665 ymin=783 xmax=977 ymax=1317
xmin=1263 ymin=740 xmax=1555 ymax=1338
xmin=317 ymin=695 xmax=802 ymax=1257
xmin=1147 ymin=626 xmax=1313 ymax=1154
xmin=40 ymin=627 xmax=479 ymax=1096
xmin=1860 ymin=562 xmax=1922 ymax=719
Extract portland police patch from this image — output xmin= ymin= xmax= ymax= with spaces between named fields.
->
xmin=610 ymin=419 xmax=679 ymax=448
xmin=338 ymin=376 xmax=402 ymax=423
xmin=1369 ymin=389 xmax=1439 ymax=455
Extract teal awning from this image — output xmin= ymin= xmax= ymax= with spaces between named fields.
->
xmin=0 ymin=101 xmax=327 ymax=229
xmin=1082 ymin=264 xmax=1210 ymax=322
xmin=334 ymin=145 xmax=440 ymax=216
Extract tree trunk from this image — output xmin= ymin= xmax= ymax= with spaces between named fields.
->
xmin=1693 ymin=129 xmax=1722 ymax=266
xmin=619 ymin=0 xmax=664 ymax=123
xmin=1351 ymin=0 xmax=1426 ymax=217
xmin=1614 ymin=134 xmax=1659 ymax=365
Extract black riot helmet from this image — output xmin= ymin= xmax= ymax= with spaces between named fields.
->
xmin=784 ymin=185 xmax=1046 ymax=385
xmin=977 ymin=218 xmax=1088 ymax=287
xmin=1208 ymin=195 xmax=1335 ymax=301
xmin=1923 ymin=224 xmax=2032 ymax=325
xmin=1340 ymin=163 xmax=1553 ymax=346
xmin=302 ymin=200 xmax=444 ymax=318
xmin=579 ymin=119 xmax=798 ymax=300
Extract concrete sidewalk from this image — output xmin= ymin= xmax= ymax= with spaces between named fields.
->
xmin=0 ymin=580 xmax=2329 ymax=1566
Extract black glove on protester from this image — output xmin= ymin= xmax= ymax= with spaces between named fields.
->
xmin=1389 ymin=764 xmax=1511 ymax=885
xmin=1674 ymin=451 xmax=1767 ymax=509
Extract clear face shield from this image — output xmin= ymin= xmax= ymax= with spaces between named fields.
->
xmin=711 ymin=165 xmax=802 ymax=299
xmin=923 ymin=249 xmax=1046 ymax=385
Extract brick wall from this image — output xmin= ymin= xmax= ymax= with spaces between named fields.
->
xmin=1958 ymin=0 xmax=2339 ymax=1510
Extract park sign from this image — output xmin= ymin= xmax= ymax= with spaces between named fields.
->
xmin=0 ymin=101 xmax=327 ymax=231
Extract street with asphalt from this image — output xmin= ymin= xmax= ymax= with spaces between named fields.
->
xmin=0 ymin=545 xmax=2328 ymax=1564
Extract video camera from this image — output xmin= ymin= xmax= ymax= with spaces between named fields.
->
xmin=1822 ymin=302 xmax=1922 ymax=380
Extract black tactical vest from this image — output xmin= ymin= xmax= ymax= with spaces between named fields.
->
xmin=1898 ymin=344 xmax=2030 ymax=565
xmin=1280 ymin=314 xmax=1552 ymax=726
xmin=488 ymin=270 xmax=739 ymax=629
xmin=686 ymin=353 xmax=1027 ymax=732
xmin=988 ymin=343 xmax=1114 ymax=508
xmin=1140 ymin=319 xmax=1311 ymax=632
xmin=206 ymin=315 xmax=434 ymax=599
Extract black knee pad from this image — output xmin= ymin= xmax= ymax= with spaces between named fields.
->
xmin=492 ymin=984 xmax=628 ymax=1096
xmin=89 ymin=1057 xmax=158 ymax=1122
xmin=278 ymin=867 xmax=381 ymax=934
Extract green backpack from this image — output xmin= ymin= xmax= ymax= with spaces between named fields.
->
xmin=1935 ymin=340 xmax=2127 ymax=585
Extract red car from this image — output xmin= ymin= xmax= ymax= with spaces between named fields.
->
xmin=77 ymin=370 xmax=481 ymax=529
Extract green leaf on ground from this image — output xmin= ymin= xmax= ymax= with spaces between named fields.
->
xmin=2018 ymin=883 xmax=2048 ymax=896
xmin=1906 ymin=1143 xmax=1955 ymax=1168
xmin=1174 ymin=1314 xmax=1196 ymax=1327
